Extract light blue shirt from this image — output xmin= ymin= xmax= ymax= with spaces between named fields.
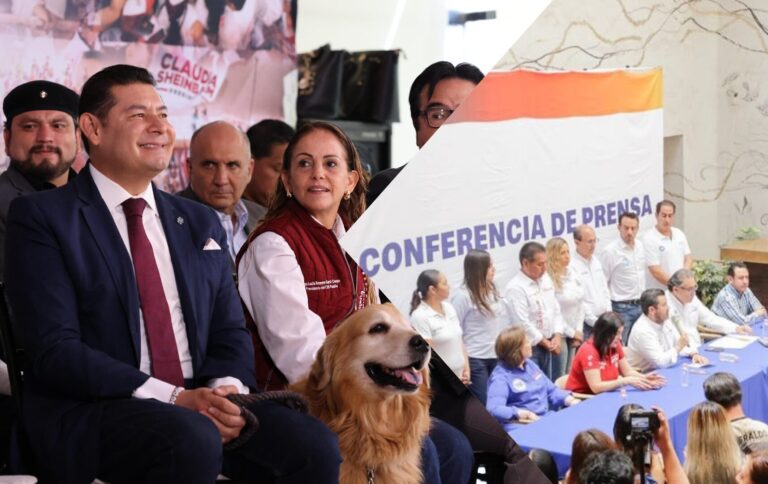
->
xmin=712 ymin=283 xmax=764 ymax=325
xmin=216 ymin=200 xmax=249 ymax=262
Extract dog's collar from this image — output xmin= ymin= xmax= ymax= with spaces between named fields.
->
xmin=367 ymin=467 xmax=375 ymax=484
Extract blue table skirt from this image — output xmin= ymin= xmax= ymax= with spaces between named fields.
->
xmin=508 ymin=331 xmax=768 ymax=477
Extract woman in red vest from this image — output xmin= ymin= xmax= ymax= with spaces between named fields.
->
xmin=237 ymin=121 xmax=371 ymax=390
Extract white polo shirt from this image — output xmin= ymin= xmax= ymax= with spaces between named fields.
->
xmin=642 ymin=227 xmax=691 ymax=290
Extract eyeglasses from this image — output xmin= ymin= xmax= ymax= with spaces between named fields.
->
xmin=678 ymin=285 xmax=698 ymax=292
xmin=420 ymin=106 xmax=454 ymax=128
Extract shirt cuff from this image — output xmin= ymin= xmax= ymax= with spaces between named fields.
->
xmin=132 ymin=377 xmax=176 ymax=402
xmin=208 ymin=377 xmax=250 ymax=395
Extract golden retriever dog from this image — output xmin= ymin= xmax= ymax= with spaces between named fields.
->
xmin=293 ymin=304 xmax=432 ymax=484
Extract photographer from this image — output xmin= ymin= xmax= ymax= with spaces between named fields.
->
xmin=613 ymin=404 xmax=689 ymax=484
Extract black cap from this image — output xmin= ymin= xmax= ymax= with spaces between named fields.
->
xmin=3 ymin=80 xmax=80 ymax=125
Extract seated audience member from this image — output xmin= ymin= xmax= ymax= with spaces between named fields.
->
xmin=704 ymin=372 xmax=768 ymax=454
xmin=666 ymin=268 xmax=750 ymax=351
xmin=712 ymin=262 xmax=766 ymax=325
xmin=642 ymin=199 xmax=692 ymax=290
xmin=237 ymin=121 xmax=471 ymax=484
xmin=685 ymin=401 xmax=742 ymax=484
xmin=572 ymin=225 xmax=612 ymax=340
xmin=565 ymin=429 xmax=617 ymax=484
xmin=451 ymin=249 xmax=515 ymax=405
xmin=627 ymin=289 xmax=708 ymax=372
xmin=528 ymin=448 xmax=559 ymax=484
xmin=737 ymin=448 xmax=768 ymax=484
xmin=178 ymin=121 xmax=258 ymax=265
xmin=5 ymin=64 xmax=340 ymax=484
xmin=243 ymin=119 xmax=295 ymax=222
xmin=613 ymin=404 xmax=688 ymax=484
xmin=566 ymin=312 xmax=665 ymax=394
xmin=410 ymin=269 xmax=470 ymax=383
xmin=546 ymin=237 xmax=586 ymax=372
xmin=600 ymin=212 xmax=646 ymax=344
xmin=486 ymin=326 xmax=578 ymax=431
xmin=506 ymin=241 xmax=566 ymax=381
xmin=579 ymin=450 xmax=635 ymax=484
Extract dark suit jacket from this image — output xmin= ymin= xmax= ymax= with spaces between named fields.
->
xmin=5 ymin=165 xmax=256 ymax=481
xmin=0 ymin=165 xmax=35 ymax=280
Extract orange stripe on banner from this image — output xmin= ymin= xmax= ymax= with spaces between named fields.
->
xmin=447 ymin=69 xmax=663 ymax=123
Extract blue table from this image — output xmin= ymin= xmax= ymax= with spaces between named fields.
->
xmin=508 ymin=335 xmax=768 ymax=477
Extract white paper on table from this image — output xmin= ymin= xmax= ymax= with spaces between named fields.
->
xmin=707 ymin=335 xmax=758 ymax=350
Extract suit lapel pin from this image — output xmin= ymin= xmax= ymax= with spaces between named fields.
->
xmin=177 ymin=216 xmax=184 ymax=225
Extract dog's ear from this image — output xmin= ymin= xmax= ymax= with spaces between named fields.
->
xmin=309 ymin=338 xmax=335 ymax=392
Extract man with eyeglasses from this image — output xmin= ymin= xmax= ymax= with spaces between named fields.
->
xmin=366 ymin=61 xmax=484 ymax=205
xmin=666 ymin=268 xmax=751 ymax=354
xmin=572 ymin=225 xmax=611 ymax=341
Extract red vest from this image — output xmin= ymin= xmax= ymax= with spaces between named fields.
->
xmin=238 ymin=201 xmax=368 ymax=389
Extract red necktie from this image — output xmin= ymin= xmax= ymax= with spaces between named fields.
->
xmin=122 ymin=198 xmax=184 ymax=387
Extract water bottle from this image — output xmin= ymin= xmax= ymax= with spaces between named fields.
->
xmin=681 ymin=363 xmax=689 ymax=387
xmin=619 ymin=385 xmax=627 ymax=399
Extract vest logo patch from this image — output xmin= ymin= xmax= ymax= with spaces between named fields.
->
xmin=305 ymin=279 xmax=341 ymax=291
xmin=512 ymin=378 xmax=526 ymax=392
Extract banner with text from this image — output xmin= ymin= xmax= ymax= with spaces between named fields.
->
xmin=342 ymin=69 xmax=664 ymax=314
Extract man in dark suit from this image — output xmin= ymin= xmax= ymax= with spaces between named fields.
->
xmin=178 ymin=121 xmax=261 ymax=266
xmin=0 ymin=80 xmax=80 ymax=279
xmin=5 ymin=65 xmax=339 ymax=483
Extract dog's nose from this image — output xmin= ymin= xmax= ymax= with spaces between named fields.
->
xmin=409 ymin=335 xmax=428 ymax=353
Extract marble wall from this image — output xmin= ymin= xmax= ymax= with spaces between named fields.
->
xmin=496 ymin=0 xmax=768 ymax=258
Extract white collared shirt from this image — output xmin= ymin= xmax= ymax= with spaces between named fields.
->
xmin=216 ymin=200 xmax=249 ymax=262
xmin=451 ymin=287 xmax=515 ymax=359
xmin=665 ymin=290 xmax=738 ymax=353
xmin=505 ymin=272 xmax=564 ymax=345
xmin=571 ymin=253 xmax=612 ymax=326
xmin=642 ymin=226 xmax=691 ymax=290
xmin=410 ymin=301 xmax=465 ymax=377
xmin=90 ymin=164 xmax=245 ymax=401
xmin=553 ymin=267 xmax=586 ymax=338
xmin=238 ymin=215 xmax=347 ymax=384
xmin=600 ymin=238 xmax=646 ymax=301
xmin=626 ymin=314 xmax=690 ymax=372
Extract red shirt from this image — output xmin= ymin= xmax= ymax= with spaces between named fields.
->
xmin=566 ymin=338 xmax=625 ymax=394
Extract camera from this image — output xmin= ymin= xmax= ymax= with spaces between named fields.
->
xmin=629 ymin=409 xmax=660 ymax=436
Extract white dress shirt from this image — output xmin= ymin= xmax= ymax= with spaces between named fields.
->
xmin=665 ymin=290 xmax=738 ymax=353
xmin=626 ymin=314 xmax=691 ymax=372
xmin=451 ymin=288 xmax=516 ymax=359
xmin=505 ymin=272 xmax=564 ymax=346
xmin=216 ymin=199 xmax=249 ymax=262
xmin=553 ymin=267 xmax=586 ymax=338
xmin=600 ymin=238 xmax=646 ymax=301
xmin=642 ymin=227 xmax=691 ymax=290
xmin=571 ymin=253 xmax=612 ymax=327
xmin=238 ymin=215 xmax=346 ymax=384
xmin=410 ymin=301 xmax=465 ymax=377
xmin=91 ymin=164 xmax=246 ymax=402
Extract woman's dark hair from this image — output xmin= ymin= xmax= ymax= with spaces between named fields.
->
xmin=410 ymin=270 xmax=441 ymax=314
xmin=569 ymin=429 xmax=616 ymax=484
xmin=612 ymin=403 xmax=645 ymax=477
xmin=463 ymin=249 xmax=498 ymax=316
xmin=260 ymin=121 xmax=367 ymax=225
xmin=528 ymin=448 xmax=559 ymax=484
xmin=592 ymin=312 xmax=623 ymax=360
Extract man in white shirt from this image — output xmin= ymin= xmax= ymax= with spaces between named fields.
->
xmin=600 ymin=212 xmax=646 ymax=343
xmin=627 ymin=288 xmax=707 ymax=372
xmin=178 ymin=121 xmax=259 ymax=266
xmin=5 ymin=65 xmax=339 ymax=483
xmin=642 ymin=200 xmax=692 ymax=290
xmin=506 ymin=241 xmax=566 ymax=380
xmin=666 ymin=269 xmax=751 ymax=353
xmin=572 ymin=225 xmax=611 ymax=340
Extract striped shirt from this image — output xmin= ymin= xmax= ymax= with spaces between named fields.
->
xmin=711 ymin=283 xmax=764 ymax=325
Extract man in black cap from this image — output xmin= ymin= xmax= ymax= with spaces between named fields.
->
xmin=1 ymin=79 xmax=80 ymax=279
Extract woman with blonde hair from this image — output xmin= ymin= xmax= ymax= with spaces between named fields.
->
xmin=486 ymin=326 xmax=578 ymax=432
xmin=410 ymin=269 xmax=470 ymax=383
xmin=451 ymin=249 xmax=514 ymax=404
xmin=685 ymin=401 xmax=742 ymax=484
xmin=546 ymin=237 xmax=585 ymax=373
